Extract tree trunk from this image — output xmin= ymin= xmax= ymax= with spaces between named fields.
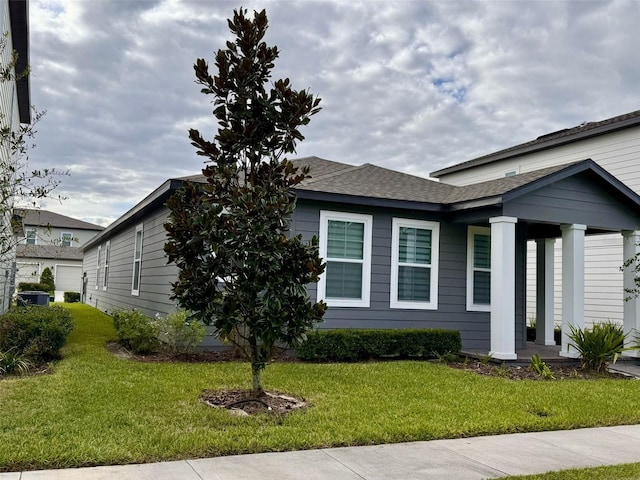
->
xmin=251 ymin=361 xmax=264 ymax=396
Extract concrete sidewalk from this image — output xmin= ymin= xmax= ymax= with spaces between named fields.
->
xmin=3 ymin=425 xmax=640 ymax=479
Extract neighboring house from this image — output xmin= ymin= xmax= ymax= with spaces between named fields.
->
xmin=82 ymin=156 xmax=640 ymax=359
xmin=431 ymin=109 xmax=640 ymax=332
xmin=16 ymin=209 xmax=103 ymax=301
xmin=0 ymin=0 xmax=30 ymax=313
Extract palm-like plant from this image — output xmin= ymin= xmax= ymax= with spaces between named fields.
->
xmin=567 ymin=322 xmax=630 ymax=373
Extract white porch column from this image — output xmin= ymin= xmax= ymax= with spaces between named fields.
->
xmin=535 ymin=238 xmax=556 ymax=346
xmin=489 ymin=216 xmax=518 ymax=360
xmin=560 ymin=224 xmax=586 ymax=358
xmin=622 ymin=231 xmax=640 ymax=358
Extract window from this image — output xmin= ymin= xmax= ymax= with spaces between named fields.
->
xmin=103 ymin=241 xmax=110 ymax=290
xmin=131 ymin=224 xmax=143 ymax=296
xmin=318 ymin=211 xmax=372 ymax=307
xmin=61 ymin=232 xmax=73 ymax=247
xmin=25 ymin=229 xmax=36 ymax=245
xmin=390 ymin=218 xmax=439 ymax=309
xmin=95 ymin=246 xmax=102 ymax=290
xmin=467 ymin=226 xmax=491 ymax=311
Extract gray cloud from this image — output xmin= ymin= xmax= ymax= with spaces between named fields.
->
xmin=27 ymin=0 xmax=640 ymax=225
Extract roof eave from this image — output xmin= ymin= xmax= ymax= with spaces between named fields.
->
xmin=83 ymin=178 xmax=182 ymax=251
xmin=431 ymin=117 xmax=640 ymax=178
xmin=294 ymin=189 xmax=446 ymax=212
xmin=8 ymin=0 xmax=30 ymax=124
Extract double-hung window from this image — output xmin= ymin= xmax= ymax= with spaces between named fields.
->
xmin=131 ymin=224 xmax=143 ymax=296
xmin=61 ymin=232 xmax=73 ymax=247
xmin=318 ymin=211 xmax=372 ymax=307
xmin=467 ymin=226 xmax=491 ymax=311
xmin=25 ymin=229 xmax=36 ymax=245
xmin=390 ymin=218 xmax=439 ymax=309
xmin=103 ymin=241 xmax=110 ymax=290
xmin=95 ymin=246 xmax=102 ymax=290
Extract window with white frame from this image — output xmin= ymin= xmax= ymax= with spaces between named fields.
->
xmin=467 ymin=226 xmax=491 ymax=311
xmin=390 ymin=218 xmax=439 ymax=309
xmin=131 ymin=224 xmax=143 ymax=296
xmin=318 ymin=211 xmax=372 ymax=307
xmin=95 ymin=245 xmax=102 ymax=290
xmin=25 ymin=229 xmax=36 ymax=245
xmin=103 ymin=241 xmax=110 ymax=290
xmin=61 ymin=232 xmax=73 ymax=247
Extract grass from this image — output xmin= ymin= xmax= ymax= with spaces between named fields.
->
xmin=504 ymin=462 xmax=640 ymax=479
xmin=2 ymin=304 xmax=640 ymax=471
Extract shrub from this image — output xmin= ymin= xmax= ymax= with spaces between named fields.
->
xmin=0 ymin=306 xmax=74 ymax=361
xmin=529 ymin=353 xmax=555 ymax=380
xmin=156 ymin=310 xmax=206 ymax=355
xmin=17 ymin=282 xmax=48 ymax=292
xmin=112 ymin=310 xmax=159 ymax=354
xmin=39 ymin=267 xmax=55 ymax=293
xmin=64 ymin=292 xmax=81 ymax=303
xmin=297 ymin=329 xmax=461 ymax=362
xmin=567 ymin=322 xmax=628 ymax=373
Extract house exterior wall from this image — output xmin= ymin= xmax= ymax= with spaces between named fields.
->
xmin=0 ymin=2 xmax=23 ymax=313
xmin=437 ymin=126 xmax=640 ymax=325
xmin=293 ymin=199 xmax=524 ymax=351
xmin=83 ymin=206 xmax=179 ymax=318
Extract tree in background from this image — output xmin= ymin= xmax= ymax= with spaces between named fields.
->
xmin=164 ymin=9 xmax=325 ymax=394
xmin=39 ymin=267 xmax=55 ymax=294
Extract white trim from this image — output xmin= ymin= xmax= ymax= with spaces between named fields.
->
xmin=95 ymin=245 xmax=101 ymax=290
xmin=131 ymin=223 xmax=143 ymax=296
xmin=390 ymin=218 xmax=439 ymax=310
xmin=317 ymin=211 xmax=372 ymax=307
xmin=103 ymin=240 xmax=110 ymax=291
xmin=466 ymin=226 xmax=491 ymax=312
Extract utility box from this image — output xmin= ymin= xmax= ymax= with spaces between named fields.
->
xmin=17 ymin=291 xmax=50 ymax=306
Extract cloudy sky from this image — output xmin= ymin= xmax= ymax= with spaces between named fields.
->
xmin=26 ymin=0 xmax=640 ymax=226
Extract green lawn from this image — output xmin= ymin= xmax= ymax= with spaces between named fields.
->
xmin=505 ymin=462 xmax=640 ymax=479
xmin=2 ymin=304 xmax=640 ymax=472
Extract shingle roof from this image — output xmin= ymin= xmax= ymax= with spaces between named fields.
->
xmin=178 ymin=156 xmax=593 ymax=207
xmin=431 ymin=109 xmax=640 ymax=178
xmin=16 ymin=244 xmax=83 ymax=261
xmin=16 ymin=209 xmax=103 ymax=231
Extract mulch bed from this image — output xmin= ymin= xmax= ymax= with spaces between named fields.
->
xmin=447 ymin=358 xmax=633 ymax=380
xmin=200 ymin=389 xmax=307 ymax=416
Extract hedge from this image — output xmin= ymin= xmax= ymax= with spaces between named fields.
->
xmin=64 ymin=292 xmax=81 ymax=303
xmin=296 ymin=328 xmax=462 ymax=362
xmin=0 ymin=306 xmax=74 ymax=361
xmin=17 ymin=282 xmax=49 ymax=292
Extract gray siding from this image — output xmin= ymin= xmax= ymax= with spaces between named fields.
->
xmin=505 ymin=173 xmax=640 ymax=230
xmin=83 ymin=206 xmax=178 ymax=318
xmin=293 ymin=200 xmax=493 ymax=350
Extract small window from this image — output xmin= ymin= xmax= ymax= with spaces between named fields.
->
xmin=390 ymin=218 xmax=439 ymax=310
xmin=61 ymin=232 xmax=73 ymax=247
xmin=131 ymin=224 xmax=143 ymax=296
xmin=103 ymin=241 xmax=110 ymax=291
xmin=95 ymin=246 xmax=102 ymax=290
xmin=25 ymin=229 xmax=36 ymax=245
xmin=317 ymin=211 xmax=372 ymax=307
xmin=504 ymin=170 xmax=517 ymax=177
xmin=467 ymin=226 xmax=491 ymax=311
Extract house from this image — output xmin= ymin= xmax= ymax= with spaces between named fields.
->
xmin=82 ymin=156 xmax=640 ymax=359
xmin=431 ymin=109 xmax=640 ymax=334
xmin=15 ymin=209 xmax=103 ymax=301
xmin=0 ymin=0 xmax=30 ymax=313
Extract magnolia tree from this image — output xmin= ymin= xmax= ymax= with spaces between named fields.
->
xmin=164 ymin=9 xmax=326 ymax=394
